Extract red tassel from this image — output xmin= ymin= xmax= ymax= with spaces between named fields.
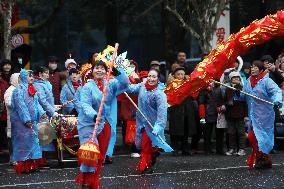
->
xmin=75 ymin=172 xmax=100 ymax=189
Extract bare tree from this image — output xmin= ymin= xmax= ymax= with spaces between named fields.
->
xmin=165 ymin=0 xmax=227 ymax=53
xmin=0 ymin=0 xmax=63 ymax=59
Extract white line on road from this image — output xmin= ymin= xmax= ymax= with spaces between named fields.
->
xmin=1 ymin=163 xmax=284 ymax=188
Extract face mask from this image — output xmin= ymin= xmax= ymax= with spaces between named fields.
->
xmin=49 ymin=63 xmax=57 ymax=70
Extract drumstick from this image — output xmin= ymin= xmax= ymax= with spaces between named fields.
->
xmin=123 ymin=92 xmax=166 ymax=144
xmin=211 ymin=79 xmax=274 ymax=105
xmin=55 ymin=99 xmax=75 ymax=110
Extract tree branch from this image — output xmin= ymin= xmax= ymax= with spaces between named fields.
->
xmin=165 ymin=4 xmax=200 ymax=40
xmin=211 ymin=0 xmax=226 ymax=31
xmin=11 ymin=0 xmax=63 ymax=35
xmin=134 ymin=0 xmax=164 ymax=22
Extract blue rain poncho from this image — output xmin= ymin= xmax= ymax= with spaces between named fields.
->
xmin=127 ymin=82 xmax=173 ymax=152
xmin=33 ymin=79 xmax=56 ymax=151
xmin=77 ymin=68 xmax=129 ymax=172
xmin=239 ymin=73 xmax=282 ymax=154
xmin=60 ymin=79 xmax=79 ymax=114
xmin=11 ymin=69 xmax=46 ymax=161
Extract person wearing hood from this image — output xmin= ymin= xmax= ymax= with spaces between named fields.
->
xmin=224 ymin=71 xmax=247 ymax=156
xmin=60 ymin=68 xmax=81 ymax=115
xmin=0 ymin=69 xmax=9 ymax=152
xmin=11 ymin=69 xmax=48 ymax=174
xmin=127 ymin=69 xmax=173 ymax=174
xmin=4 ymin=73 xmax=20 ymax=164
xmin=240 ymin=62 xmax=251 ymax=84
xmin=0 ymin=59 xmax=13 ymax=83
xmin=33 ymin=66 xmax=58 ymax=153
xmin=47 ymin=56 xmax=61 ymax=105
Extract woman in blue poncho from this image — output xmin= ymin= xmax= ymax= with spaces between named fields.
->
xmin=75 ymin=61 xmax=129 ymax=189
xmin=128 ymin=69 xmax=173 ymax=174
xmin=33 ymin=66 xmax=58 ymax=157
xmin=240 ymin=60 xmax=282 ymax=169
xmin=11 ymin=69 xmax=47 ymax=174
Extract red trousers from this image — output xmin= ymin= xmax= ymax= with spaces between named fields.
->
xmin=136 ymin=128 xmax=159 ymax=171
xmin=247 ymin=127 xmax=272 ymax=168
xmin=76 ymin=122 xmax=111 ymax=189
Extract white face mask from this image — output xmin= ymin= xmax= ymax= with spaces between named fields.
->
xmin=49 ymin=63 xmax=57 ymax=70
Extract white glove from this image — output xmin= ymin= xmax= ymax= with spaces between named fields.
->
xmin=131 ymin=72 xmax=140 ymax=80
xmin=53 ymin=112 xmax=59 ymax=118
xmin=55 ymin=105 xmax=62 ymax=111
xmin=152 ymin=125 xmax=161 ymax=136
xmin=200 ymin=118 xmax=206 ymax=125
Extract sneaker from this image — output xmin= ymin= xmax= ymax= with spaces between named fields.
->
xmin=130 ymin=153 xmax=141 ymax=158
xmin=237 ymin=149 xmax=246 ymax=156
xmin=225 ymin=149 xmax=235 ymax=156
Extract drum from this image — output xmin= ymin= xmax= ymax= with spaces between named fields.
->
xmin=54 ymin=115 xmax=79 ymax=147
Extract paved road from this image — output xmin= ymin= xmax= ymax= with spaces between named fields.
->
xmin=1 ymin=149 xmax=284 ymax=189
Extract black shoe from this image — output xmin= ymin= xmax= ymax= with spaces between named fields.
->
xmin=172 ymin=151 xmax=179 ymax=156
xmin=142 ymin=167 xmax=153 ymax=174
xmin=270 ymin=149 xmax=278 ymax=154
xmin=81 ymin=185 xmax=91 ymax=189
xmin=182 ymin=151 xmax=192 ymax=156
xmin=103 ymin=156 xmax=113 ymax=165
xmin=30 ymin=169 xmax=40 ymax=173
xmin=254 ymin=156 xmax=272 ymax=169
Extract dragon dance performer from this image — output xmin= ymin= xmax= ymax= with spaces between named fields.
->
xmin=128 ymin=69 xmax=173 ymax=174
xmin=237 ymin=60 xmax=282 ymax=169
xmin=11 ymin=69 xmax=48 ymax=173
xmin=75 ymin=60 xmax=129 ymax=189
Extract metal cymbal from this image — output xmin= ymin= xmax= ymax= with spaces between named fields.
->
xmin=37 ymin=122 xmax=54 ymax=145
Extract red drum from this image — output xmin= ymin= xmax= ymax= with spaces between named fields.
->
xmin=55 ymin=115 xmax=80 ymax=147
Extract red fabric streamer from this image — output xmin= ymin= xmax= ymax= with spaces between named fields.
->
xmin=166 ymin=10 xmax=284 ymax=106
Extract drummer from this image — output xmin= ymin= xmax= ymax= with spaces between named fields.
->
xmin=60 ymin=68 xmax=81 ymax=116
xmin=11 ymin=69 xmax=48 ymax=174
xmin=33 ymin=66 xmax=58 ymax=161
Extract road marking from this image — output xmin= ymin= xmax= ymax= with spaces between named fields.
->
xmin=1 ymin=163 xmax=283 ymax=187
